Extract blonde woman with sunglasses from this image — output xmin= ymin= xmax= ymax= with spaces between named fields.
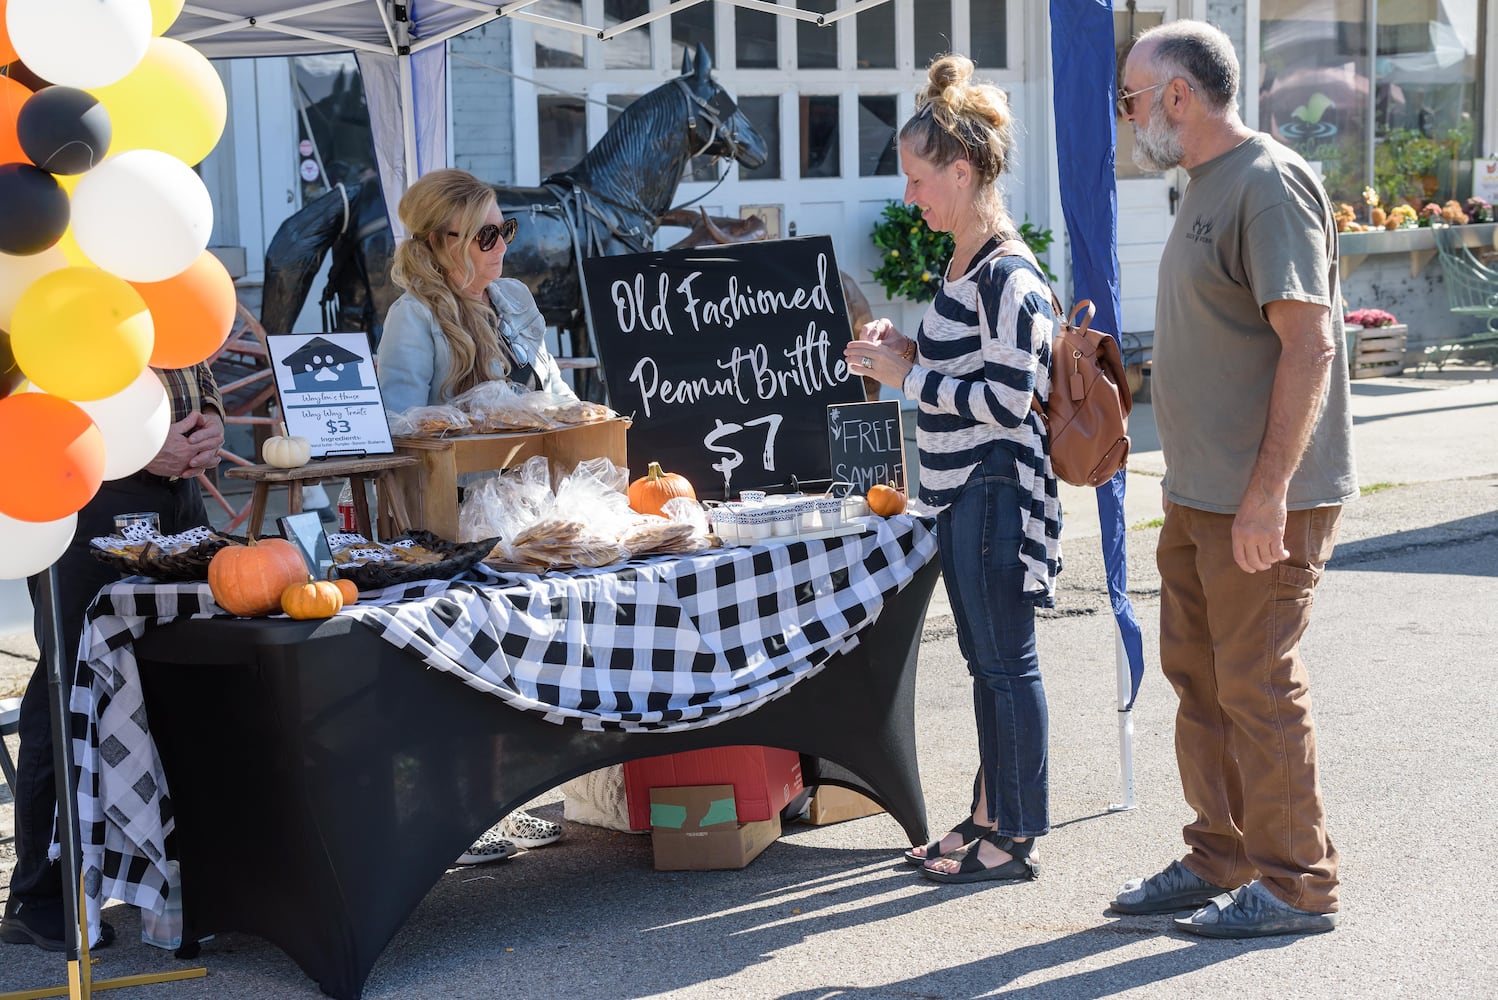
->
xmin=376 ymin=169 xmax=572 ymax=863
xmin=377 ymin=168 xmax=577 ymax=415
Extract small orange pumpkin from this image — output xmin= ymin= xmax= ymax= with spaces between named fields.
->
xmin=281 ymin=578 xmax=345 ymax=620
xmin=208 ymin=537 xmax=309 ymax=616
xmin=867 ymin=482 xmax=907 ymax=517
xmin=627 ymin=461 xmax=696 ymax=516
xmin=330 ymin=576 xmax=359 ymax=606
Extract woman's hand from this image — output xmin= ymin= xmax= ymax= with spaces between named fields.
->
xmin=844 ymin=318 xmax=915 ymax=390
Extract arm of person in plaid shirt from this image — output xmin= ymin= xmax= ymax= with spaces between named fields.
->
xmin=145 ymin=363 xmax=226 ymax=479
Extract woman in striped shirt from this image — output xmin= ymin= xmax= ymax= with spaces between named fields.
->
xmin=845 ymin=54 xmax=1061 ymax=884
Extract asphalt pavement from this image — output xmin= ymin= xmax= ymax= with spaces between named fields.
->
xmin=2 ymin=365 xmax=1497 ymax=998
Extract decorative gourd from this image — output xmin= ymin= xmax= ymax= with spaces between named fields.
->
xmin=330 ymin=576 xmax=359 ymax=606
xmin=627 ymin=461 xmax=696 ymax=516
xmin=281 ymin=578 xmax=345 ymax=620
xmin=208 ymin=537 xmax=309 ymax=616
xmin=867 ymin=482 xmax=907 ymax=517
xmin=262 ymin=422 xmax=312 ymax=469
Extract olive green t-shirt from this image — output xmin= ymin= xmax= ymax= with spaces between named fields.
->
xmin=1152 ymin=134 xmax=1358 ymax=513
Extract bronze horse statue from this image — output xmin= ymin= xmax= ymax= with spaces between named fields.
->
xmin=260 ymin=43 xmax=769 ymax=385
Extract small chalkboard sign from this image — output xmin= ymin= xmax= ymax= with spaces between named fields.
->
xmin=581 ymin=235 xmax=866 ymax=499
xmin=827 ymin=400 xmax=906 ymax=494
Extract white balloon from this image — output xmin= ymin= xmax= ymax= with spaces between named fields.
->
xmin=0 ymin=510 xmax=77 ymax=580
xmin=6 ymin=0 xmax=153 ymax=89
xmin=76 ymin=369 xmax=170 ymax=480
xmin=71 ymin=151 xmax=213 ymax=283
xmin=0 ymin=246 xmax=70 ymax=331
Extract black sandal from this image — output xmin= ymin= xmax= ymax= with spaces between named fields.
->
xmin=920 ymin=832 xmax=1040 ymax=884
xmin=902 ymin=817 xmax=993 ymax=866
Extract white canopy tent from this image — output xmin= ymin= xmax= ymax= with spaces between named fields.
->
xmin=169 ymin=0 xmax=892 ymax=235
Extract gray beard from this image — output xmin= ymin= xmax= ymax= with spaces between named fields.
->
xmin=1131 ymin=112 xmax=1185 ymax=172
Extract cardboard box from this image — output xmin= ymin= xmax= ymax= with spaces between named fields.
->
xmin=804 ymin=785 xmax=885 ymax=826
xmin=650 ymin=784 xmax=781 ymax=871
xmin=623 ymin=745 xmax=804 ymax=832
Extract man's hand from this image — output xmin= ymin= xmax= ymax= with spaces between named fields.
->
xmin=1232 ymin=482 xmax=1289 ymax=573
xmin=145 ymin=411 xmax=225 ymax=479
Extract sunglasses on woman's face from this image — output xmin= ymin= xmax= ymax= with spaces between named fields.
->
xmin=448 ymin=217 xmax=518 ymax=252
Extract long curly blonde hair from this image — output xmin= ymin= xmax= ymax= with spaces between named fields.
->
xmin=900 ymin=54 xmax=1016 ymax=220
xmin=391 ymin=169 xmax=507 ymax=400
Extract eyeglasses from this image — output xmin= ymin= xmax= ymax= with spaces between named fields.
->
xmin=447 ymin=217 xmax=518 ymax=251
xmin=1116 ymin=81 xmax=1167 ymax=117
xmin=1116 ymin=78 xmax=1196 ymax=117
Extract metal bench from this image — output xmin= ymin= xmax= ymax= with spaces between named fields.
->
xmin=1427 ymin=225 xmax=1498 ymax=372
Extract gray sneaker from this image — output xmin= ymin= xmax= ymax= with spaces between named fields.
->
xmin=1112 ymin=860 xmax=1229 ymax=915
xmin=1174 ymin=880 xmax=1338 ymax=939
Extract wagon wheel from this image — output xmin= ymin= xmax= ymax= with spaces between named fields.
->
xmin=201 ymin=303 xmax=279 ymax=530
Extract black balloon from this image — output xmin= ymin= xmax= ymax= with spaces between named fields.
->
xmin=18 ymin=87 xmax=111 ymax=174
xmin=2 ymin=61 xmax=53 ymax=92
xmin=0 ymin=164 xmax=68 ymax=255
xmin=0 ymin=329 xmax=24 ymax=400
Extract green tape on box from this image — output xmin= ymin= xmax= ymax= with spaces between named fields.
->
xmin=699 ymin=797 xmax=738 ymax=828
xmin=650 ymin=803 xmax=689 ymax=829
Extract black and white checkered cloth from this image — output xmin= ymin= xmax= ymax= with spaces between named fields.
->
xmin=66 ymin=515 xmax=935 ymax=943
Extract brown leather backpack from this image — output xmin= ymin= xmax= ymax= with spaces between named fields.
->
xmin=1029 ymin=298 xmax=1133 ymax=487
xmin=989 ymin=240 xmax=1132 ymax=487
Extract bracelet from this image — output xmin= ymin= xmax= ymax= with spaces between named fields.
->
xmin=901 ymin=342 xmax=916 ymax=362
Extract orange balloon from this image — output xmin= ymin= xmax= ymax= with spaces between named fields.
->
xmin=0 ymin=391 xmax=106 ymax=522
xmin=1 ymin=74 xmax=33 ymax=165
xmin=132 ymin=251 xmax=235 ymax=368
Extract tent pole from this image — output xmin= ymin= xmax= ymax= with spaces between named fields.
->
xmin=1109 ymin=623 xmax=1137 ymax=812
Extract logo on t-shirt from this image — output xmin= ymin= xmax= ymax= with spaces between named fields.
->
xmin=1188 ymin=215 xmax=1215 ymax=244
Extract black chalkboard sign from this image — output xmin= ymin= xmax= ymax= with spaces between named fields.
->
xmin=581 ymin=236 xmax=866 ymax=498
xmin=827 ymin=400 xmax=906 ymax=493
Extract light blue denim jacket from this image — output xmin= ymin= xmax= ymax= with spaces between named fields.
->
xmin=376 ymin=278 xmax=574 ymax=413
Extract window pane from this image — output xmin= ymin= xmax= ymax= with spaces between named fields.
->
xmin=797 ymin=0 xmax=838 ymax=70
xmin=858 ymin=95 xmax=899 ymax=176
xmin=538 ymin=94 xmax=587 ymax=178
xmin=971 ymin=0 xmax=1008 ymax=69
xmin=535 ymin=0 xmax=584 ymax=68
xmin=800 ymin=95 xmax=840 ymax=177
xmin=737 ymin=7 xmax=779 ymax=69
xmin=856 ymin=2 xmax=896 ymax=69
xmin=604 ymin=0 xmax=651 ymax=68
xmin=740 ymin=95 xmax=781 ymax=179
xmin=292 ymin=54 xmax=378 ymax=203
xmin=913 ymin=0 xmax=953 ymax=69
xmin=671 ymin=2 xmax=715 ymax=71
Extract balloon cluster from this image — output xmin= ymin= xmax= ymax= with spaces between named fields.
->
xmin=0 ymin=0 xmax=235 ymax=578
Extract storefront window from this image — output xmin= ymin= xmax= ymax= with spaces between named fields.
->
xmin=292 ymin=54 xmax=378 ymax=202
xmin=797 ymin=0 xmax=839 ymax=69
xmin=604 ymin=0 xmax=651 ymax=68
xmin=739 ymin=96 xmax=782 ymax=179
xmin=857 ymin=3 xmax=897 ymax=68
xmin=914 ymin=0 xmax=953 ymax=70
xmin=971 ymin=0 xmax=1009 ymax=69
xmin=858 ymin=95 xmax=899 ymax=176
xmin=801 ymin=95 xmax=841 ymax=177
xmin=535 ymin=0 xmax=585 ymax=68
xmin=538 ymin=93 xmax=586 ymax=178
xmin=737 ymin=7 xmax=779 ymax=69
xmin=1260 ymin=0 xmax=1483 ymax=209
xmin=671 ymin=1 xmax=716 ymax=70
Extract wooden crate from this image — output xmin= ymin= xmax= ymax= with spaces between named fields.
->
xmin=388 ymin=418 xmax=630 ymax=540
xmin=1346 ymin=324 xmax=1407 ymax=379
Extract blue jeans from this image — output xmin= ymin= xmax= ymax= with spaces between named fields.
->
xmin=935 ymin=443 xmax=1049 ymax=837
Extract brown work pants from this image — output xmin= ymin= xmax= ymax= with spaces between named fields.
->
xmin=1157 ymin=502 xmax=1342 ymax=914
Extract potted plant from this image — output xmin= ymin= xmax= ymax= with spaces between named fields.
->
xmin=868 ymin=203 xmax=1056 ymax=302
xmin=1343 ymin=308 xmax=1407 ymax=378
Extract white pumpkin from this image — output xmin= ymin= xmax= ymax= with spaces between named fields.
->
xmin=262 ymin=423 xmax=312 ymax=469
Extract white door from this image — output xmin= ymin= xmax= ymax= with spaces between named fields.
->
xmin=1114 ymin=0 xmax=1183 ymax=338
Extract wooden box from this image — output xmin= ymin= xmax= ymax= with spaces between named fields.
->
xmin=388 ymin=418 xmax=630 ymax=540
xmin=1346 ymin=323 xmax=1407 ymax=379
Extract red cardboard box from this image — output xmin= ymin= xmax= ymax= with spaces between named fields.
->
xmin=623 ymin=746 xmax=803 ymax=832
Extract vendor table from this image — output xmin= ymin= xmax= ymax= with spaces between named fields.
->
xmin=68 ymin=517 xmax=938 ymax=1000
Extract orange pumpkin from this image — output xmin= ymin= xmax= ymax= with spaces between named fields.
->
xmin=867 ymin=482 xmax=907 ymax=517
xmin=330 ymin=576 xmax=359 ymax=606
xmin=208 ymin=537 xmax=309 ymax=616
xmin=627 ymin=461 xmax=696 ymax=516
xmin=281 ymin=578 xmax=345 ymax=620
